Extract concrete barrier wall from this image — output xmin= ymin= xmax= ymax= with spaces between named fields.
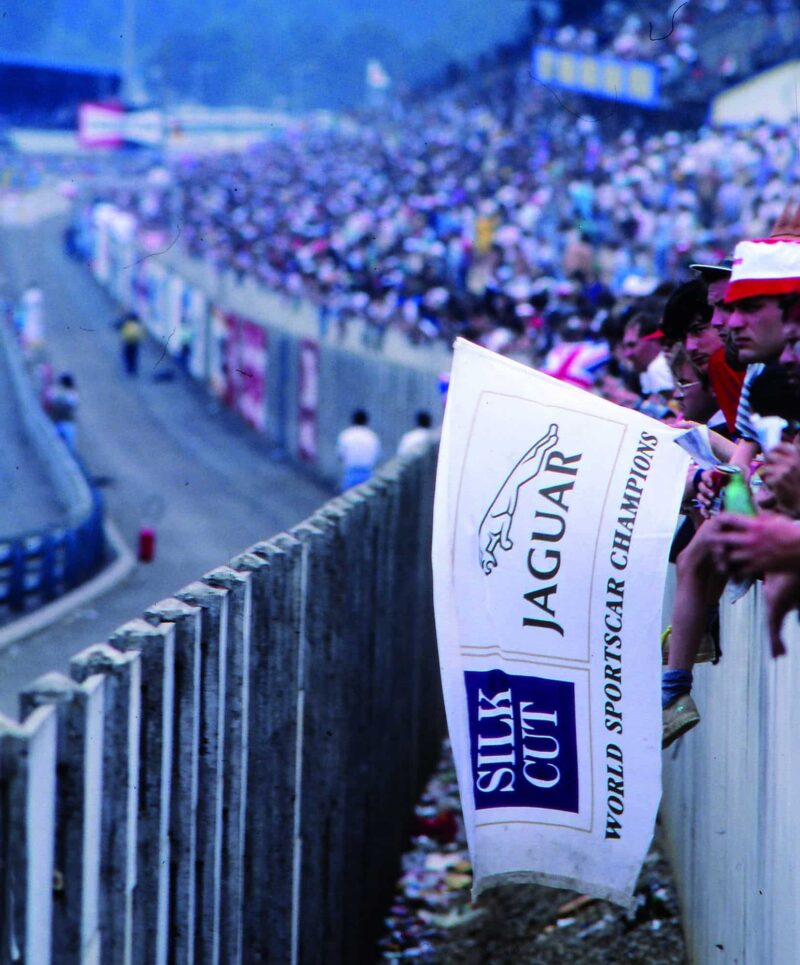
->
xmin=196 ymin=256 xmax=446 ymax=485
xmin=0 ymin=444 xmax=443 ymax=965
xmin=93 ymin=230 xmax=446 ymax=486
xmin=662 ymin=586 xmax=800 ymax=964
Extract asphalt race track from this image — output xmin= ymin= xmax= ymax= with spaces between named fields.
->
xmin=0 ymin=212 xmax=331 ymax=715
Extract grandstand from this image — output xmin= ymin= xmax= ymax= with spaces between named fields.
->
xmin=86 ymin=0 xmax=800 ymax=369
xmin=0 ymin=51 xmax=120 ymax=129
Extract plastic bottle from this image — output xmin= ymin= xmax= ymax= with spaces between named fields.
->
xmin=722 ymin=469 xmax=756 ymax=516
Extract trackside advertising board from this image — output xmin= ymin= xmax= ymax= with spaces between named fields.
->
xmin=432 ymin=339 xmax=688 ymax=905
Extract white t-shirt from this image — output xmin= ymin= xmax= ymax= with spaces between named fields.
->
xmin=640 ymin=351 xmax=675 ymax=395
xmin=336 ymin=425 xmax=381 ymax=468
xmin=21 ymin=285 xmax=44 ymax=345
xmin=397 ymin=427 xmax=432 ymax=457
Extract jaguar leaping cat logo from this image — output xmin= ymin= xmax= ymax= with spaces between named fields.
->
xmin=478 ymin=424 xmax=560 ymax=575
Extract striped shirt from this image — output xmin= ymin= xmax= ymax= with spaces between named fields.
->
xmin=734 ymin=362 xmax=766 ymax=443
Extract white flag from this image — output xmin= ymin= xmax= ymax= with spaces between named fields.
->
xmin=432 ymin=339 xmax=688 ymax=906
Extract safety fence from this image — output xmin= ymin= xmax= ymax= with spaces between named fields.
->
xmin=0 ymin=320 xmax=106 ymax=621
xmin=0 ymin=444 xmax=443 ymax=964
xmin=84 ymin=203 xmax=445 ymax=486
xmin=662 ymin=587 xmax=800 ymax=964
xmin=0 ymin=488 xmax=105 ymax=618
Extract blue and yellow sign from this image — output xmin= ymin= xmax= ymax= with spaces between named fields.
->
xmin=532 ymin=46 xmax=659 ymax=108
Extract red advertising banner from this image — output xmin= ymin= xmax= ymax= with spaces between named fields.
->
xmin=220 ymin=314 xmax=268 ymax=431
xmin=234 ymin=318 xmax=268 ymax=432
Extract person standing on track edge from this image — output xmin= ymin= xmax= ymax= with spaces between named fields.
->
xmin=45 ymin=372 xmax=79 ymax=451
xmin=336 ymin=409 xmax=381 ymax=491
xmin=117 ymin=311 xmax=144 ymax=376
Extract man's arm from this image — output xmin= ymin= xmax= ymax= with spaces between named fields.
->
xmin=729 ymin=438 xmax=760 ymax=476
xmin=706 ymin=512 xmax=800 ymax=577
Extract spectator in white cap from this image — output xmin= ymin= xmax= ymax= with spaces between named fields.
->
xmin=723 ymin=234 xmax=800 ymax=451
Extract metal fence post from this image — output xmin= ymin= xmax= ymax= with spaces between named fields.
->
xmin=19 ymin=671 xmax=106 ymax=964
xmin=0 ymin=704 xmax=58 ymax=965
xmin=108 ymin=619 xmax=176 ymax=965
xmin=203 ymin=565 xmax=253 ymax=965
xmin=173 ymin=581 xmax=229 ymax=965
xmin=143 ymin=597 xmax=203 ymax=965
xmin=230 ymin=540 xmax=301 ymax=963
xmin=70 ymin=643 xmax=141 ymax=965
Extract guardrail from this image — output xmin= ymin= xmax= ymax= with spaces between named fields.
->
xmin=662 ymin=585 xmax=800 ymax=964
xmin=0 ymin=486 xmax=105 ymax=617
xmin=0 ymin=322 xmax=106 ymax=620
xmin=0 ymin=445 xmax=443 ymax=964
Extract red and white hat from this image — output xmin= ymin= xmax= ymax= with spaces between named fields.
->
xmin=725 ymin=238 xmax=800 ymax=303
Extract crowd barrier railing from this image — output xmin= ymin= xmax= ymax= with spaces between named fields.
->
xmin=661 ymin=585 xmax=800 ymax=964
xmin=0 ymin=444 xmax=444 ymax=964
xmin=0 ymin=487 xmax=105 ymax=618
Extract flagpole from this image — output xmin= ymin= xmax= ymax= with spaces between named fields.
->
xmin=121 ymin=0 xmax=140 ymax=104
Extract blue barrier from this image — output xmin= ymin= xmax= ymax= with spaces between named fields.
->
xmin=0 ymin=483 xmax=105 ymax=617
xmin=0 ymin=311 xmax=107 ymax=621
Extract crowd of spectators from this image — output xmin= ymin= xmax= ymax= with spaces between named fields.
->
xmin=83 ymin=1 xmax=800 ymax=752
xmin=105 ymin=71 xmax=800 ymax=371
xmin=536 ymin=0 xmax=797 ymax=97
xmin=541 ymin=3 xmax=702 ymax=92
xmin=81 ymin=0 xmax=800 ymax=378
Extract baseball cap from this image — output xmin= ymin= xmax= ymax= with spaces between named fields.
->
xmin=725 ymin=238 xmax=800 ymax=303
xmin=688 ymin=256 xmax=733 ymax=279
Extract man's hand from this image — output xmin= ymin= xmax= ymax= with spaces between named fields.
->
xmin=706 ymin=512 xmax=800 ymax=578
xmin=759 ymin=442 xmax=800 ymax=516
xmin=695 ymin=469 xmax=719 ymax=518
xmin=681 ymin=463 xmax=699 ymax=509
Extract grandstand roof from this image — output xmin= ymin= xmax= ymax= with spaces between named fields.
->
xmin=0 ymin=49 xmax=119 ymax=77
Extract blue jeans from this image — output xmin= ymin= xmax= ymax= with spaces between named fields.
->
xmin=341 ymin=465 xmax=372 ymax=491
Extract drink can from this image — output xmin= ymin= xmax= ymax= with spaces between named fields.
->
xmin=709 ymin=465 xmax=737 ymax=514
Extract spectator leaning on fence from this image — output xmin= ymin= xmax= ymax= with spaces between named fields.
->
xmin=661 ymin=275 xmax=745 ymax=440
xmin=662 ymin=230 xmax=800 ymax=748
xmin=706 ymin=255 xmax=800 ymax=659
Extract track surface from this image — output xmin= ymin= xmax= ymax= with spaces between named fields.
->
xmin=0 ymin=327 xmax=68 ymax=534
xmin=0 ymin=214 xmax=330 ymax=716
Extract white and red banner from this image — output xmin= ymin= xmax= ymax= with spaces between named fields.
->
xmin=79 ymin=103 xmax=163 ymax=148
xmin=78 ymin=102 xmax=125 ymax=149
xmin=234 ymin=318 xmax=268 ymax=432
xmin=432 ymin=339 xmax=688 ymax=905
xmin=298 ymin=339 xmax=320 ymax=462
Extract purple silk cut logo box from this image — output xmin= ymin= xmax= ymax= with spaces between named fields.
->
xmin=465 ymin=669 xmax=579 ymax=813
